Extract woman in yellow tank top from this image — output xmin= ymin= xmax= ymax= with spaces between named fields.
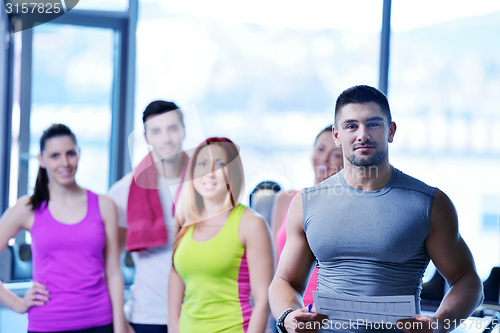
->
xmin=168 ymin=137 xmax=274 ymax=333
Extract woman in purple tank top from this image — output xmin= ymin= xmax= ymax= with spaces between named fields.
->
xmin=0 ymin=124 xmax=134 ymax=333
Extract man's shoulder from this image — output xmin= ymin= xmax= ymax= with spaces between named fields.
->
xmin=302 ymin=172 xmax=343 ymax=195
xmin=394 ymin=168 xmax=438 ymax=198
xmin=108 ymin=172 xmax=134 ymax=198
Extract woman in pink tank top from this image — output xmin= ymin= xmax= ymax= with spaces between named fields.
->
xmin=0 ymin=124 xmax=133 ymax=333
xmin=271 ymin=125 xmax=343 ymax=307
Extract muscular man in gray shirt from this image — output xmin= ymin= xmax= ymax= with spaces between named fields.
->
xmin=269 ymin=85 xmax=483 ymax=333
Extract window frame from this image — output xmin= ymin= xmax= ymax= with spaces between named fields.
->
xmin=14 ymin=2 xmax=137 ymax=204
xmin=0 ymin=0 xmax=137 ymax=247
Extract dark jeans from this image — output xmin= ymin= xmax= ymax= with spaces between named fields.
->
xmin=29 ymin=323 xmax=113 ymax=333
xmin=130 ymin=323 xmax=168 ymax=333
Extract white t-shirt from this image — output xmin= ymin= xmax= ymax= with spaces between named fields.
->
xmin=108 ymin=172 xmax=180 ymax=325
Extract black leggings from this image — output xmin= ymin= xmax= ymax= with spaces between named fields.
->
xmin=28 ymin=323 xmax=113 ymax=333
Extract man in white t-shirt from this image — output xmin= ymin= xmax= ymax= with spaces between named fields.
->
xmin=109 ymin=101 xmax=188 ymax=333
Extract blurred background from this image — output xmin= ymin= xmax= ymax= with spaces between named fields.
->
xmin=0 ymin=0 xmax=499 ymax=331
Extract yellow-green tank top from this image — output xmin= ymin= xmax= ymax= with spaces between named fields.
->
xmin=173 ymin=204 xmax=251 ymax=333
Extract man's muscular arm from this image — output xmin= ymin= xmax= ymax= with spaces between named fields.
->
xmin=399 ymin=190 xmax=483 ymax=333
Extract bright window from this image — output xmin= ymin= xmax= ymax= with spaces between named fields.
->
xmin=134 ymin=0 xmax=383 ymax=196
xmin=390 ymin=0 xmax=500 ymax=279
xmin=28 ymin=23 xmax=114 ymax=195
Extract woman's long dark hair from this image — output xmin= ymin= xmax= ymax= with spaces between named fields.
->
xmin=29 ymin=124 xmax=77 ymax=210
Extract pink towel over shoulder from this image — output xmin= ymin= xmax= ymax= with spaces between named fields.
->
xmin=126 ymin=152 xmax=188 ymax=252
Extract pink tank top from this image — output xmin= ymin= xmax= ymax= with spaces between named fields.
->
xmin=28 ymin=190 xmax=113 ymax=332
xmin=276 ymin=191 xmax=318 ymax=306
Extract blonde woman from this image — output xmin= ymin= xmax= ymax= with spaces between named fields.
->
xmin=168 ymin=137 xmax=273 ymax=333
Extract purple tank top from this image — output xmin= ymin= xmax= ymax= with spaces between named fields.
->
xmin=28 ymin=190 xmax=113 ymax=332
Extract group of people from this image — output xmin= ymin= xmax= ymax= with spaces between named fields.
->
xmin=0 ymin=85 xmax=484 ymax=333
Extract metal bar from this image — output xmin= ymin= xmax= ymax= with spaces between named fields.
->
xmin=18 ymin=29 xmax=32 ymax=198
xmin=109 ymin=0 xmax=136 ymax=185
xmin=50 ymin=9 xmax=128 ymax=29
xmin=378 ymin=0 xmax=392 ymax=95
xmin=15 ymin=28 xmax=33 ymax=244
xmin=122 ymin=0 xmax=137 ymax=176
xmin=109 ymin=30 xmax=124 ymax=185
xmin=0 ymin=14 xmax=13 ymax=214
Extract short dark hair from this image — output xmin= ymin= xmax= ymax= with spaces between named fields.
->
xmin=334 ymin=85 xmax=391 ymax=125
xmin=142 ymin=100 xmax=184 ymax=126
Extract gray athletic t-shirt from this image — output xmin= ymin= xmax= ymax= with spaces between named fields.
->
xmin=302 ymin=167 xmax=437 ymax=332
